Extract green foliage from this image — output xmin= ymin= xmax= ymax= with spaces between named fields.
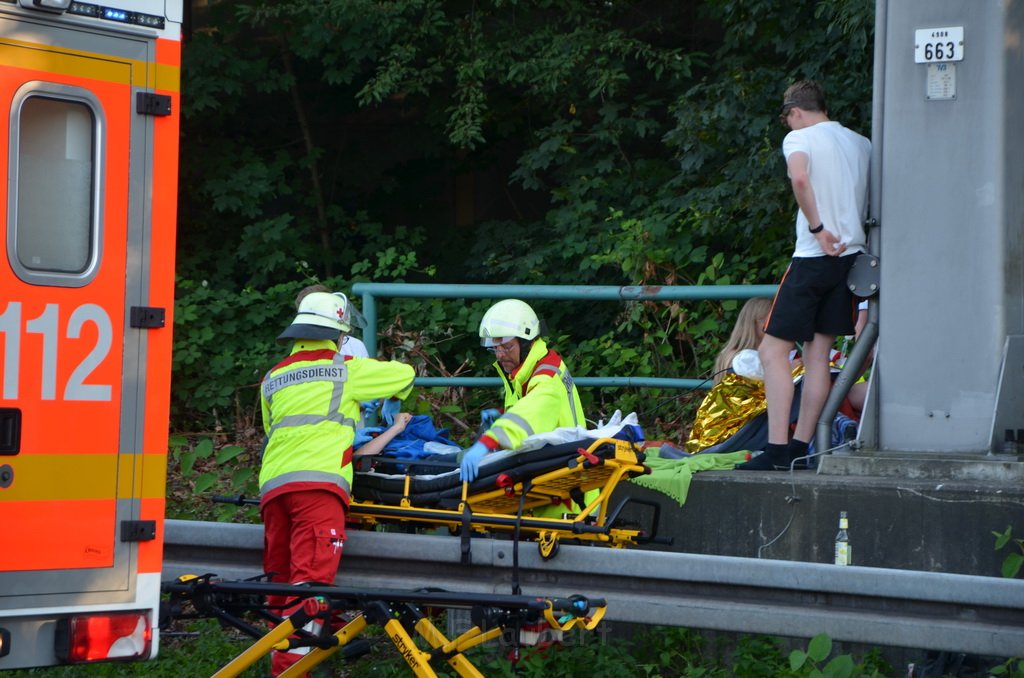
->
xmin=170 ymin=0 xmax=877 ymax=452
xmin=167 ymin=434 xmax=260 ymax=522
xmin=789 ymin=634 xmax=854 ymax=678
xmin=171 ymin=279 xmax=299 ymax=427
xmin=468 ymin=633 xmax=641 ymax=677
xmin=4 ymin=621 xmax=899 ymax=678
xmin=991 ymin=656 xmax=1024 ymax=677
xmin=728 ymin=634 xmax=890 ymax=678
xmin=630 ymin=625 xmax=722 ymax=675
xmin=989 ymin=527 xmax=1024 ymax=676
xmin=342 ymin=626 xmax=894 ymax=678
xmin=993 ymin=525 xmax=1024 ymax=579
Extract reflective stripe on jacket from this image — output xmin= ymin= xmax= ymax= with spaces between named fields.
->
xmin=483 ymin=338 xmax=585 ymax=451
xmin=259 ymin=339 xmax=415 ymax=506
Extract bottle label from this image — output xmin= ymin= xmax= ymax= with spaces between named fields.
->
xmin=835 ymin=542 xmax=851 ymax=566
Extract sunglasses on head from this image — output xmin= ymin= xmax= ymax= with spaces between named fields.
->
xmin=778 ymin=100 xmax=798 ymax=124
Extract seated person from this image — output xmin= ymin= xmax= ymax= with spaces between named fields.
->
xmin=710 ymin=297 xmax=773 ymax=386
xmin=685 ymin=298 xmax=776 ymax=454
xmin=841 ymin=299 xmax=873 ymax=418
xmin=687 ymin=297 xmax=872 ymax=458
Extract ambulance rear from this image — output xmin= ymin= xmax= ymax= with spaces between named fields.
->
xmin=0 ymin=0 xmax=181 ymax=668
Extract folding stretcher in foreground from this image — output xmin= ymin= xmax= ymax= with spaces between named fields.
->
xmin=348 ymin=433 xmax=665 ymax=560
xmin=161 ymin=574 xmax=607 ymax=678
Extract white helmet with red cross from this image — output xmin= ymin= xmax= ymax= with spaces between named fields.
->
xmin=277 ymin=291 xmax=352 ymax=343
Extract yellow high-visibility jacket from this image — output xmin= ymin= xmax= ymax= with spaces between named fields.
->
xmin=480 ymin=338 xmax=584 ymax=452
xmin=259 ymin=339 xmax=414 ymax=507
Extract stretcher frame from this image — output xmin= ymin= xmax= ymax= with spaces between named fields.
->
xmin=348 ymin=436 xmax=660 ymax=559
xmin=161 ymin=574 xmax=606 ymax=678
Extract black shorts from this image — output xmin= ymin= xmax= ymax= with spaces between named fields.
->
xmin=764 ymin=256 xmax=857 ymax=342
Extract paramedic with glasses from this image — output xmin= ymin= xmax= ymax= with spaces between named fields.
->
xmin=459 ymin=299 xmax=586 ymax=483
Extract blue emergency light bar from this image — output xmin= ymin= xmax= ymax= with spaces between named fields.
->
xmin=66 ymin=1 xmax=164 ymax=29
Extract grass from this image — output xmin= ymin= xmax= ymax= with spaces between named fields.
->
xmin=4 ymin=617 xmax=903 ymax=678
xmin=5 ymin=619 xmax=262 ymax=677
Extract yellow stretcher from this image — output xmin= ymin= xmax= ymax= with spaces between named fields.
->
xmin=348 ymin=436 xmax=663 ymax=560
xmin=162 ymin=575 xmax=607 ymax=678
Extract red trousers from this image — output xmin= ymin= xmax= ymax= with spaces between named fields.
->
xmin=261 ymin=490 xmax=346 ymax=677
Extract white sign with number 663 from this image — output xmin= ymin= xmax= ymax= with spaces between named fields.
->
xmin=915 ymin=26 xmax=964 ymax=63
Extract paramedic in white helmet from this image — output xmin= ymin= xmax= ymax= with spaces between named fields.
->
xmin=295 ymin=283 xmax=370 ymax=359
xmin=459 ymin=299 xmax=586 ymax=483
xmin=258 ymin=291 xmax=414 ymax=676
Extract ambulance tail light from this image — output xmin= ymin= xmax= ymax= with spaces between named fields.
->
xmin=54 ymin=611 xmax=152 ymax=663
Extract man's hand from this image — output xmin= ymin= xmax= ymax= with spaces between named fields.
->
xmin=459 ymin=441 xmax=490 ymax=483
xmin=816 ymin=230 xmax=846 ymax=256
xmin=480 ymin=408 xmax=501 ymax=427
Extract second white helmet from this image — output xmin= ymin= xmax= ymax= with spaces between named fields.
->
xmin=479 ymin=299 xmax=540 ymax=347
xmin=278 ymin=291 xmax=352 ymax=343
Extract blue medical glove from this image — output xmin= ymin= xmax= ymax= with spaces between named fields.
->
xmin=381 ymin=398 xmax=402 ymax=426
xmin=459 ymin=441 xmax=490 ymax=483
xmin=480 ymin=408 xmax=501 ymax=427
xmin=353 ymin=428 xmax=375 ymax=448
xmin=360 ymin=400 xmax=380 ymax=417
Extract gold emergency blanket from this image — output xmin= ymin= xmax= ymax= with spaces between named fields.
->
xmin=684 ymin=372 xmax=766 ymax=453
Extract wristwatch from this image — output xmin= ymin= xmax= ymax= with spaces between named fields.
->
xmin=809 ymin=223 xmax=824 ymax=234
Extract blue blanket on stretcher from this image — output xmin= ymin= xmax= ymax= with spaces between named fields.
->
xmin=355 ymin=415 xmax=460 ymax=459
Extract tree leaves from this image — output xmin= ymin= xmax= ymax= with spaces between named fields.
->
xmin=173 ymin=0 xmax=875 ymax=435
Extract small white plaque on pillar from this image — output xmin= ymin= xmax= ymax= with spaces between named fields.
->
xmin=926 ymin=63 xmax=956 ymax=100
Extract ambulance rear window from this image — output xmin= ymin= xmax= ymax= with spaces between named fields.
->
xmin=9 ymin=87 xmax=101 ymax=285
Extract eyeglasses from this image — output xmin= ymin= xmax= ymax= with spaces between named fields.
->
xmin=778 ymin=105 xmax=795 ymax=125
xmin=487 ymin=340 xmax=517 ymax=356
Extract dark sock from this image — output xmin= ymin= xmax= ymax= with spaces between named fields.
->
xmin=787 ymin=439 xmax=810 ymax=469
xmin=787 ymin=439 xmax=809 ymax=458
xmin=736 ymin=443 xmax=788 ymax=470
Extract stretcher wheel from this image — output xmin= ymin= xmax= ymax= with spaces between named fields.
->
xmin=538 ymin=532 xmax=560 ymax=560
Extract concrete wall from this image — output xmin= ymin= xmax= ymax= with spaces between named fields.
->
xmin=613 ymin=471 xmax=1024 ymax=577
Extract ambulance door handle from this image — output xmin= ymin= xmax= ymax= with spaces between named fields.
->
xmin=0 ymin=408 xmax=20 ymax=456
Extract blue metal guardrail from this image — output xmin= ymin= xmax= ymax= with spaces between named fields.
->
xmin=164 ymin=520 xmax=1024 ymax=657
xmin=352 ymin=283 xmax=776 ymax=391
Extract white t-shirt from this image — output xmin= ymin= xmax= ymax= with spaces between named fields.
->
xmin=340 ymin=336 xmax=369 ymax=359
xmin=342 ymin=336 xmax=371 ymax=428
xmin=782 ymin=121 xmax=871 ymax=258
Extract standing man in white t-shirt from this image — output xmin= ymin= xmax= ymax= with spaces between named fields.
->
xmin=739 ymin=80 xmax=870 ymax=471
